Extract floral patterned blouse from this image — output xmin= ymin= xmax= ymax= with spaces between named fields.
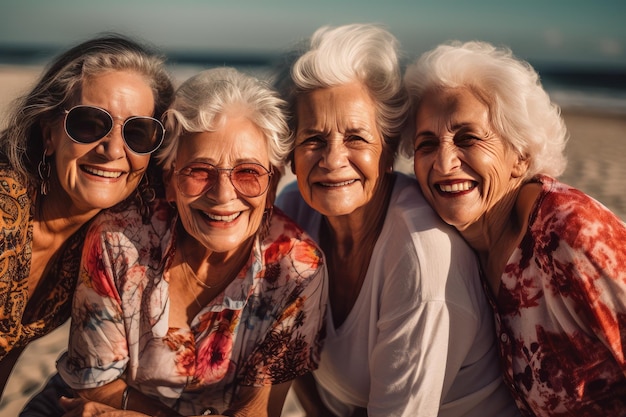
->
xmin=0 ymin=162 xmax=85 ymax=360
xmin=489 ymin=175 xmax=626 ymax=416
xmin=57 ymin=199 xmax=327 ymax=415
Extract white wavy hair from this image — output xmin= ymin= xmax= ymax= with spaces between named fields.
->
xmin=277 ymin=23 xmax=409 ymax=156
xmin=158 ymin=67 xmax=290 ymax=171
xmin=402 ymin=40 xmax=568 ymax=179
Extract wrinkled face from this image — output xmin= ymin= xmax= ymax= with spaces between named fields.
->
xmin=173 ymin=114 xmax=270 ymax=255
xmin=412 ymin=87 xmax=524 ymax=231
xmin=293 ymin=82 xmax=390 ymax=218
xmin=45 ymin=70 xmax=154 ymax=213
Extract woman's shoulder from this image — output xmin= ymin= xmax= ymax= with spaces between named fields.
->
xmin=275 ymin=180 xmax=321 ymax=239
xmin=387 ymin=173 xmax=468 ymax=241
xmin=389 ymin=172 xmax=436 ymax=215
xmin=0 ymin=161 xmax=30 ymax=197
xmin=0 ymin=161 xmax=32 ymax=231
xmin=375 ymin=174 xmax=481 ymax=296
xmin=532 ymin=175 xmax=624 ymax=231
xmin=262 ymin=207 xmax=325 ymax=279
xmin=265 ymin=207 xmax=323 ymax=254
xmin=88 ymin=197 xmax=175 ymax=238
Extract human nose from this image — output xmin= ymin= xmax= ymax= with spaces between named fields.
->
xmin=207 ymin=169 xmax=238 ymax=202
xmin=433 ymin=143 xmax=461 ymax=173
xmin=97 ymin=123 xmax=126 ymax=159
xmin=319 ymin=139 xmax=349 ymax=170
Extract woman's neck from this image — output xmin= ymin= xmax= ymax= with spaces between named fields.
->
xmin=460 ymin=179 xmax=542 ymax=294
xmin=33 ymin=192 xmax=99 ymax=251
xmin=324 ymin=173 xmax=395 ymax=257
xmin=176 ymin=223 xmax=253 ymax=283
xmin=321 ymin=173 xmax=395 ymax=327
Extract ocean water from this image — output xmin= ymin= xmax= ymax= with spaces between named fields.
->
xmin=169 ymin=60 xmax=626 ymax=115
xmin=540 ymin=69 xmax=626 ymax=115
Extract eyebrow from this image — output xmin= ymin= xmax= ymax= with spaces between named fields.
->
xmin=184 ymin=157 xmax=267 ymax=167
xmin=416 ymin=120 xmax=477 ymax=137
xmin=415 ymin=129 xmax=436 ymax=139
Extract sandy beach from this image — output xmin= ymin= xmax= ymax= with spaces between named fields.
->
xmin=0 ymin=64 xmax=624 ymax=416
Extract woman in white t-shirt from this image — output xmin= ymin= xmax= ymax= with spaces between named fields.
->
xmin=274 ymin=23 xmax=521 ymax=417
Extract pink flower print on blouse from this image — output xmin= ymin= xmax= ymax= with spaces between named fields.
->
xmin=195 ymin=310 xmax=238 ymax=384
xmin=291 ymin=240 xmax=322 ymax=271
xmin=83 ymin=233 xmax=121 ymax=304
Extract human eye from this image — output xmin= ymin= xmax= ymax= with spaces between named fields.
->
xmin=297 ymin=134 xmax=326 ymax=149
xmin=414 ymin=135 xmax=439 ymax=154
xmin=455 ymin=132 xmax=481 ymax=147
xmin=346 ymin=134 xmax=369 ymax=144
xmin=234 ymin=164 xmax=265 ymax=177
xmin=185 ymin=165 xmax=213 ymax=181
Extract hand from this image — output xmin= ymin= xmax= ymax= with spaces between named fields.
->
xmin=60 ymin=396 xmax=149 ymax=417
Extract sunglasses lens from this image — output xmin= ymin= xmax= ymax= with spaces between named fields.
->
xmin=176 ymin=163 xmax=270 ymax=197
xmin=231 ymin=164 xmax=269 ymax=196
xmin=177 ymin=165 xmax=219 ymax=196
xmin=123 ymin=117 xmax=165 ymax=154
xmin=65 ymin=106 xmax=112 ymax=144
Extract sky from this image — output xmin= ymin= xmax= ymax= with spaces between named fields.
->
xmin=1 ymin=0 xmax=625 ymax=69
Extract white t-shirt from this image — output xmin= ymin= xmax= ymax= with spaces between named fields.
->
xmin=276 ymin=173 xmax=519 ymax=417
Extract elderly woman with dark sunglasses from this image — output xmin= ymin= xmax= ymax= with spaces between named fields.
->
xmin=0 ymin=34 xmax=174 ymax=397
xmin=26 ymin=67 xmax=327 ymax=417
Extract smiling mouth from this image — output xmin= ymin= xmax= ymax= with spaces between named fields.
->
xmin=204 ymin=211 xmax=241 ymax=222
xmin=82 ymin=166 xmax=124 ymax=179
xmin=437 ymin=181 xmax=477 ymax=193
xmin=318 ymin=179 xmax=357 ymax=187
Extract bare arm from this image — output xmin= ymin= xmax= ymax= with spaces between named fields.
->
xmin=76 ymin=380 xmax=181 ymax=417
xmin=291 ymin=373 xmax=337 ymax=417
xmin=72 ymin=381 xmax=291 ymax=417
xmin=224 ymin=381 xmax=291 ymax=417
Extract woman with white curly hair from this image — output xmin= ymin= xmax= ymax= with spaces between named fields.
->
xmin=404 ymin=40 xmax=626 ymax=416
xmin=276 ymin=24 xmax=519 ymax=417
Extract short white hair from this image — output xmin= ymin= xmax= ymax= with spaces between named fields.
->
xmin=276 ymin=23 xmax=409 ymax=156
xmin=158 ymin=67 xmax=289 ymax=171
xmin=402 ymin=40 xmax=568 ymax=178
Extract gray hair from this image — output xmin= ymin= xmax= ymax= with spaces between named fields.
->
xmin=402 ymin=40 xmax=568 ymax=179
xmin=0 ymin=34 xmax=174 ymax=187
xmin=158 ymin=67 xmax=289 ymax=172
xmin=275 ymin=23 xmax=409 ymax=157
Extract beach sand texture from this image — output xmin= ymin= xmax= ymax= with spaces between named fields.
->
xmin=0 ymin=64 xmax=624 ymax=416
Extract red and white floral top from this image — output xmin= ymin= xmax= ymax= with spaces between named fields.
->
xmin=58 ymin=199 xmax=327 ymax=415
xmin=490 ymin=175 xmax=626 ymax=416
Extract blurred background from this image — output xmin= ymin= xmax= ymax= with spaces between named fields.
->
xmin=0 ymin=0 xmax=625 ymax=414
xmin=2 ymin=0 xmax=626 ymax=112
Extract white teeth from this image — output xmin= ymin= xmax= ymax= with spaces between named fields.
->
xmin=206 ymin=212 xmax=240 ymax=222
xmin=320 ymin=179 xmax=356 ymax=187
xmin=439 ymin=181 xmax=474 ymax=193
xmin=83 ymin=166 xmax=123 ymax=178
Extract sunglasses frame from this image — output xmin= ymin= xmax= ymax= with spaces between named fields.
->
xmin=174 ymin=162 xmax=273 ymax=198
xmin=63 ymin=104 xmax=165 ymax=155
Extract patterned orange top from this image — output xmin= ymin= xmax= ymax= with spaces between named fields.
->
xmin=0 ymin=162 xmax=86 ymax=359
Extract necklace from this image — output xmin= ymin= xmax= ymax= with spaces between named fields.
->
xmin=178 ymin=245 xmax=236 ymax=292
xmin=179 ymin=248 xmax=213 ymax=290
xmin=178 ymin=258 xmax=203 ymax=309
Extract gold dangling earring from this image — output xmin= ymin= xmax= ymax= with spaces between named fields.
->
xmin=37 ymin=150 xmax=51 ymax=196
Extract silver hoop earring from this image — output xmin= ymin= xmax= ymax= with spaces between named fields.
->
xmin=38 ymin=150 xmax=51 ymax=196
